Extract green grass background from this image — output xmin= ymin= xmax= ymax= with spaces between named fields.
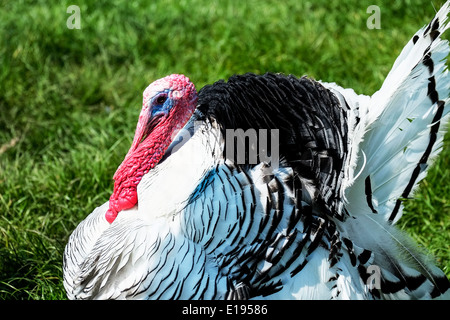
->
xmin=0 ymin=0 xmax=449 ymax=299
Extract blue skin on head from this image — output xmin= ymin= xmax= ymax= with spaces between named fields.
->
xmin=150 ymin=89 xmax=172 ymax=117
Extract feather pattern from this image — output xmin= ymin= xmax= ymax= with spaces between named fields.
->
xmin=342 ymin=1 xmax=450 ymax=224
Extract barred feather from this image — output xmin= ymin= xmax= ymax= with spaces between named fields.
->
xmin=341 ymin=1 xmax=450 ymax=224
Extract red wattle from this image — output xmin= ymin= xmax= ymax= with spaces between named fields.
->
xmin=117 ymin=189 xmax=138 ymax=210
xmin=105 ymin=208 xmax=118 ymax=224
xmin=105 ymin=141 xmax=166 ymax=223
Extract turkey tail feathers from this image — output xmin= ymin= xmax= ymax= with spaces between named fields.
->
xmin=345 ymin=2 xmax=450 ymax=224
xmin=323 ymin=2 xmax=450 ymax=299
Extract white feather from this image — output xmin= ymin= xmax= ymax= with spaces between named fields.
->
xmin=137 ymin=115 xmax=223 ymax=221
xmin=328 ymin=2 xmax=450 ymax=223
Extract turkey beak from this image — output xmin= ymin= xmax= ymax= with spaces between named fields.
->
xmin=128 ymin=112 xmax=149 ymax=154
xmin=129 ymin=110 xmax=166 ymax=155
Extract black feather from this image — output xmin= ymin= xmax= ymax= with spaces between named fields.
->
xmin=197 ymin=72 xmax=348 ymax=216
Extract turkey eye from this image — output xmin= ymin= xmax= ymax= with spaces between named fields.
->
xmin=155 ymin=94 xmax=167 ymax=105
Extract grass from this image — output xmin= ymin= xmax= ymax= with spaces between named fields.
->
xmin=0 ymin=0 xmax=448 ymax=299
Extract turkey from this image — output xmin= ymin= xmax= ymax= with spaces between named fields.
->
xmin=63 ymin=3 xmax=450 ymax=299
